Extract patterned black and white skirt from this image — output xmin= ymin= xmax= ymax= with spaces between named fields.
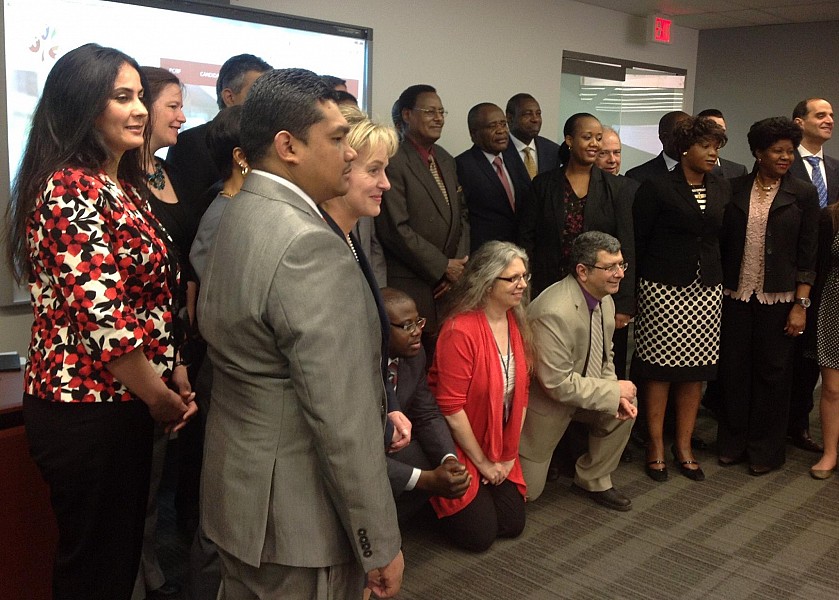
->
xmin=632 ymin=274 xmax=723 ymax=382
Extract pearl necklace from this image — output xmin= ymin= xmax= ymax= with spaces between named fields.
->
xmin=346 ymin=234 xmax=359 ymax=262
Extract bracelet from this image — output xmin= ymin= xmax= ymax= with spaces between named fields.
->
xmin=174 ymin=359 xmax=190 ymax=368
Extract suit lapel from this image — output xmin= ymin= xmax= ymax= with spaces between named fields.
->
xmin=669 ymin=168 xmax=703 ymax=216
xmin=403 ymin=145 xmax=451 ymax=222
xmin=824 ymin=156 xmax=839 ymax=203
xmin=472 ymin=146 xmax=514 ymax=213
xmin=771 ymin=176 xmax=798 ymax=212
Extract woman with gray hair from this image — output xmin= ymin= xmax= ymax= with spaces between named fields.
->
xmin=427 ymin=241 xmax=533 ymax=552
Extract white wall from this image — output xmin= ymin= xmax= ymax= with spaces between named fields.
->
xmin=695 ymin=21 xmax=839 ymax=168
xmin=236 ymin=0 xmax=699 ymax=155
xmin=0 ymin=0 xmax=699 ymax=356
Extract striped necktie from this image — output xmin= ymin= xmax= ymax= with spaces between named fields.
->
xmin=587 ymin=303 xmax=604 ymax=378
xmin=805 ymin=155 xmax=829 ymax=208
xmin=428 ymin=155 xmax=450 ymax=205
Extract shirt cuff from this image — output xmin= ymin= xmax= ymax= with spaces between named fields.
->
xmin=440 ymin=453 xmax=457 ymax=465
xmin=405 ymin=468 xmax=421 ymax=491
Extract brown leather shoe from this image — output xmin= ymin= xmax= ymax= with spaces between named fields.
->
xmin=789 ymin=429 xmax=824 ymax=453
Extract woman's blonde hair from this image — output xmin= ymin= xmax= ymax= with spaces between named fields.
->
xmin=340 ymin=104 xmax=399 ymax=159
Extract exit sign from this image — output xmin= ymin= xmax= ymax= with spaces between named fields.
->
xmin=648 ymin=14 xmax=673 ymax=44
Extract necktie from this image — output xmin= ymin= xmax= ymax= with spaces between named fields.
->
xmin=805 ymin=155 xmax=829 ymax=208
xmin=428 ymin=155 xmax=450 ymax=205
xmin=587 ymin=303 xmax=604 ymax=378
xmin=387 ymin=359 xmax=399 ymax=394
xmin=523 ymin=147 xmax=538 ymax=180
xmin=492 ymin=156 xmax=515 ymax=212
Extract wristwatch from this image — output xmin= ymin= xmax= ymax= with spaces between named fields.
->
xmin=795 ymin=297 xmax=811 ymax=308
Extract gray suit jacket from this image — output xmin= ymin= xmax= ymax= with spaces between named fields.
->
xmin=521 ymin=275 xmax=620 ymax=462
xmin=376 ymin=142 xmax=470 ymax=332
xmin=198 ymin=173 xmax=400 ymax=571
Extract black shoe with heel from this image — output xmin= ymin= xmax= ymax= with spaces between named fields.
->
xmin=645 ymin=459 xmax=669 ymax=482
xmin=671 ymin=445 xmax=705 ymax=481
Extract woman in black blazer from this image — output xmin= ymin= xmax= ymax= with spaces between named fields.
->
xmin=518 ymin=113 xmax=635 ymax=319
xmin=717 ymin=117 xmax=819 ymax=476
xmin=633 ymin=116 xmax=729 ymax=482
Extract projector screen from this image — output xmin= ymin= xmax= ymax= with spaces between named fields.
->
xmin=1 ymin=0 xmax=372 ymax=304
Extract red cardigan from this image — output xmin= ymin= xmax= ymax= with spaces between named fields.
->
xmin=428 ymin=309 xmax=529 ymax=517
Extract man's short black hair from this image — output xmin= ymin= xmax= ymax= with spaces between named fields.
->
xmin=240 ymin=68 xmax=334 ymax=165
xmin=697 ymin=108 xmax=724 ymax=120
xmin=505 ymin=93 xmax=536 ymax=116
xmin=216 ymin=54 xmax=272 ymax=109
xmin=395 ymin=84 xmax=437 ymax=125
xmin=792 ymin=98 xmax=826 ymax=121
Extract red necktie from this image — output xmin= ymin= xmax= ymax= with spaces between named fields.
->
xmin=492 ymin=156 xmax=515 ymax=212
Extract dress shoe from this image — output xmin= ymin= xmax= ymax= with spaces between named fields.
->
xmin=147 ymin=581 xmax=181 ymax=599
xmin=645 ymin=459 xmax=669 ymax=482
xmin=748 ymin=464 xmax=774 ymax=477
xmin=621 ymin=447 xmax=634 ymax=463
xmin=718 ymin=456 xmax=743 ymax=467
xmin=629 ymin=429 xmax=647 ymax=449
xmin=810 ymin=467 xmax=835 ymax=480
xmin=789 ymin=429 xmax=824 ymax=453
xmin=546 ymin=465 xmax=560 ymax=482
xmin=572 ymin=483 xmax=632 ymax=511
xmin=671 ymin=446 xmax=705 ymax=481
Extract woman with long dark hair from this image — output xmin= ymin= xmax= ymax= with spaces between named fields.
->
xmin=5 ymin=44 xmax=195 ymax=599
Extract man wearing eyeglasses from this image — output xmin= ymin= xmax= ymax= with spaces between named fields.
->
xmin=381 ymin=288 xmax=471 ymax=523
xmin=456 ymin=103 xmax=530 ymax=253
xmin=519 ymin=231 xmax=638 ymax=511
xmin=376 ymin=84 xmax=470 ymax=362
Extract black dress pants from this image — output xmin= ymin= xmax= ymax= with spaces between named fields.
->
xmin=23 ymin=395 xmax=154 ymax=600
xmin=439 ymin=479 xmax=525 ymax=552
xmin=717 ymin=297 xmax=795 ymax=468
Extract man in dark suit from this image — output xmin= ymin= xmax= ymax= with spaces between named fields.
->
xmin=697 ymin=109 xmax=748 ymax=179
xmin=625 ymin=111 xmax=690 ymax=183
xmin=381 ymin=288 xmax=470 ymax=523
xmin=503 ymin=94 xmax=560 ymax=181
xmin=787 ymin=97 xmax=838 ymax=452
xmin=167 ymin=54 xmax=271 ymax=212
xmin=199 ymin=68 xmax=402 ymax=599
xmin=456 ymin=103 xmax=529 ymax=252
xmin=376 ymin=85 xmax=469 ymax=359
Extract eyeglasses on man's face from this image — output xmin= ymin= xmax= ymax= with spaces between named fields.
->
xmin=495 ymin=273 xmax=531 ymax=285
xmin=390 ymin=317 xmax=427 ymax=334
xmin=585 ymin=261 xmax=629 ymax=275
xmin=412 ymin=107 xmax=448 ymax=118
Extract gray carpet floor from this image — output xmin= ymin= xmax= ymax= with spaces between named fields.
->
xmin=158 ymin=407 xmax=839 ymax=600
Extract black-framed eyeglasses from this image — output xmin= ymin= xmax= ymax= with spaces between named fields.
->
xmin=391 ymin=317 xmax=427 ymax=334
xmin=495 ymin=273 xmax=531 ymax=285
xmin=585 ymin=262 xmax=629 ymax=275
xmin=412 ymin=107 xmax=448 ymax=118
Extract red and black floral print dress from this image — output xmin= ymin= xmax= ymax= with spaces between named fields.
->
xmin=25 ymin=168 xmax=176 ymax=403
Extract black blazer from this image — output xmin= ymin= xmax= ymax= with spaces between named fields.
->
xmin=321 ymin=210 xmax=395 ymax=445
xmin=166 ymin=121 xmax=221 ymax=214
xmin=789 ymin=150 xmax=839 ymax=206
xmin=518 ymin=164 xmax=637 ymax=314
xmin=386 ymin=348 xmax=457 ymax=494
xmin=625 ymin=152 xmax=670 ymax=184
xmin=456 ymin=145 xmax=529 ymax=252
xmin=713 ymin=158 xmax=748 ymax=179
xmin=720 ymin=173 xmax=819 ymax=293
xmin=633 ymin=166 xmax=729 ymax=287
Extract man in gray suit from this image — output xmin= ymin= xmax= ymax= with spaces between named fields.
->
xmin=519 ymin=232 xmax=637 ymax=511
xmin=198 ymin=69 xmax=403 ymax=599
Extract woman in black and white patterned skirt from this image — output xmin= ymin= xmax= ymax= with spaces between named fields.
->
xmin=632 ymin=116 xmax=729 ymax=482
xmin=812 ymin=202 xmax=839 ymax=479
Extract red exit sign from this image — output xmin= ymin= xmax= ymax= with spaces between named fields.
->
xmin=648 ymin=14 xmax=673 ymax=44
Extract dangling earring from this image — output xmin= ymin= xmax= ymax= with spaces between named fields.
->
xmin=239 ymin=163 xmax=250 ymax=177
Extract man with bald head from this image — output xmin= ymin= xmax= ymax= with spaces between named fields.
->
xmin=625 ymin=110 xmax=690 ymax=183
xmin=457 ymin=102 xmax=529 ymax=252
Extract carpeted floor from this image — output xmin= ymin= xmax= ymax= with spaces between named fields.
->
xmin=157 ymin=406 xmax=839 ymax=600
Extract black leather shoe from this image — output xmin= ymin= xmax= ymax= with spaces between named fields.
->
xmin=147 ymin=581 xmax=181 ymax=599
xmin=546 ymin=465 xmax=560 ymax=482
xmin=645 ymin=460 xmax=669 ymax=482
xmin=789 ymin=429 xmax=824 ymax=453
xmin=672 ymin=445 xmax=705 ymax=481
xmin=621 ymin=447 xmax=634 ymax=463
xmin=572 ymin=483 xmax=632 ymax=511
xmin=748 ymin=464 xmax=775 ymax=477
